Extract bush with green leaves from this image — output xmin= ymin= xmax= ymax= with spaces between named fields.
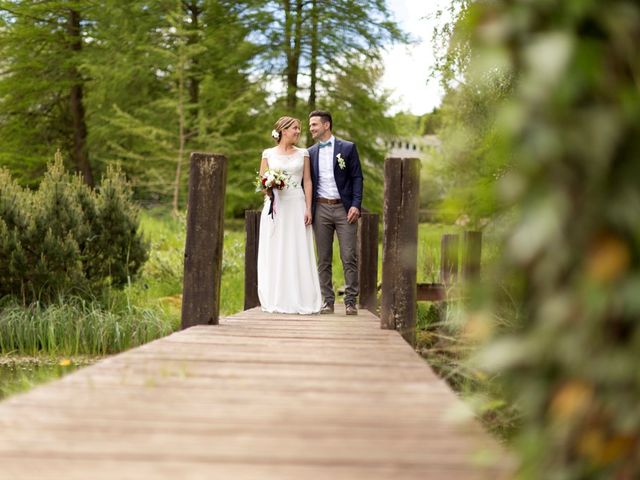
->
xmin=438 ymin=0 xmax=640 ymax=478
xmin=0 ymin=155 xmax=148 ymax=302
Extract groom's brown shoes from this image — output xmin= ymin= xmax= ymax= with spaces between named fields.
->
xmin=320 ymin=303 xmax=334 ymax=314
xmin=345 ymin=304 xmax=358 ymax=316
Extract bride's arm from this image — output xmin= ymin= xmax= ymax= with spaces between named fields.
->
xmin=259 ymin=156 xmax=268 ymax=176
xmin=303 ymin=156 xmax=313 ymax=226
xmin=259 ymin=156 xmax=271 ymax=197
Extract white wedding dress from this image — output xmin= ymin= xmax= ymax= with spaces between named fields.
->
xmin=257 ymin=147 xmax=322 ymax=314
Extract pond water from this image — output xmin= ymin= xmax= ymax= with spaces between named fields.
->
xmin=0 ymin=357 xmax=94 ymax=401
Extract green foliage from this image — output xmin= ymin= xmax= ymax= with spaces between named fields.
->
xmin=416 ymin=299 xmax=521 ymax=440
xmin=439 ymin=0 xmax=640 ymax=477
xmin=393 ymin=109 xmax=443 ymax=137
xmin=0 ymin=1 xmax=81 ymax=183
xmin=0 ymin=1 xmax=271 ymax=213
xmin=0 ymin=297 xmax=175 ymax=356
xmin=0 ymin=0 xmax=97 ymax=185
xmin=136 ymin=209 xmax=252 ymax=317
xmin=431 ymin=67 xmax=513 ymax=222
xmin=0 ymin=156 xmax=148 ymax=302
xmin=0 ymin=1 xmax=405 ymax=218
xmin=86 ymin=0 xmax=269 ymax=213
xmin=85 ymin=166 xmax=149 ymax=286
xmin=429 ymin=0 xmax=513 ymax=223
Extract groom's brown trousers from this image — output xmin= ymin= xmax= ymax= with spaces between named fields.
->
xmin=313 ymin=202 xmax=359 ymax=306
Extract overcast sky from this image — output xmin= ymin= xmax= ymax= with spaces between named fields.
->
xmin=381 ymin=0 xmax=452 ymax=115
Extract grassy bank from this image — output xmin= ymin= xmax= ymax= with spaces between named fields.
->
xmin=0 ymin=213 xmax=494 ymax=357
xmin=2 ymin=208 xmax=508 ymax=436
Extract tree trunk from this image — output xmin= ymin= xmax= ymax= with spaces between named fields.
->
xmin=174 ymin=0 xmax=187 ymax=216
xmin=67 ymin=9 xmax=93 ymax=187
xmin=284 ymin=0 xmax=302 ymax=112
xmin=293 ymin=0 xmax=302 ymax=105
xmin=186 ymin=1 xmax=200 ymax=130
xmin=283 ymin=0 xmax=294 ymax=110
xmin=306 ymin=0 xmax=318 ymax=145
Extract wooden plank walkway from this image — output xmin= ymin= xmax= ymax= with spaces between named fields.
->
xmin=0 ymin=306 xmax=512 ymax=479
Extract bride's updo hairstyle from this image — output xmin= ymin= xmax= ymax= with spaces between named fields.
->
xmin=272 ymin=116 xmax=300 ymax=144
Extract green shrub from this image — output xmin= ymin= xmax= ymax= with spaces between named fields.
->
xmin=0 ymin=154 xmax=148 ymax=302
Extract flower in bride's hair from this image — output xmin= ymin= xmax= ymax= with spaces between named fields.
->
xmin=271 ymin=129 xmax=280 ymax=140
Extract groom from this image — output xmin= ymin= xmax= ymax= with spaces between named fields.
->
xmin=308 ymin=111 xmax=363 ymax=315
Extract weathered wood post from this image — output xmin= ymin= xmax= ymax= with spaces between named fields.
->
xmin=381 ymin=157 xmax=420 ymax=345
xmin=462 ymin=231 xmax=482 ymax=280
xmin=181 ymin=153 xmax=227 ymax=329
xmin=358 ymin=210 xmax=379 ymax=312
xmin=244 ymin=210 xmax=261 ymax=310
xmin=440 ymin=234 xmax=459 ymax=285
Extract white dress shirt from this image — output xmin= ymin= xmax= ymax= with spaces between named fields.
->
xmin=316 ymin=135 xmax=340 ymax=199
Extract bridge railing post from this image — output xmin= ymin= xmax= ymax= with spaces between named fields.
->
xmin=181 ymin=152 xmax=227 ymax=329
xmin=461 ymin=230 xmax=482 ymax=281
xmin=244 ymin=210 xmax=261 ymax=310
xmin=440 ymin=234 xmax=459 ymax=285
xmin=380 ymin=157 xmax=420 ymax=345
xmin=358 ymin=210 xmax=379 ymax=312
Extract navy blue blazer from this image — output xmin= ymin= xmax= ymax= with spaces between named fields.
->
xmin=307 ymin=137 xmax=364 ymax=215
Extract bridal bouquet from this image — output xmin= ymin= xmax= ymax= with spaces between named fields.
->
xmin=254 ymin=168 xmax=291 ymax=192
xmin=255 ymin=168 xmax=291 ymax=217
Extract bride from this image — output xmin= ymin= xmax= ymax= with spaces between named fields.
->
xmin=257 ymin=116 xmax=322 ymax=314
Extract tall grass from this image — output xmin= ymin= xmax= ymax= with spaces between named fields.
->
xmin=415 ymin=296 xmax=522 ymax=441
xmin=0 ymin=296 xmax=177 ymax=356
xmin=415 ymin=220 xmax=522 ymax=440
xmin=138 ymin=209 xmax=247 ymax=316
xmin=0 ymin=211 xmax=489 ymax=356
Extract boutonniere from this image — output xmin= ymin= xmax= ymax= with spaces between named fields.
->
xmin=336 ymin=153 xmax=346 ymax=170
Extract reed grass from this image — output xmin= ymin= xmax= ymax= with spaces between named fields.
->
xmin=0 ymin=296 xmax=177 ymax=356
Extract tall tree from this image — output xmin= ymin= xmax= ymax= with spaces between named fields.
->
xmin=282 ymin=0 xmax=303 ymax=111
xmin=247 ymin=0 xmax=407 ymax=205
xmin=302 ymin=0 xmax=406 ymax=118
xmin=67 ymin=7 xmax=93 ymax=186
xmin=307 ymin=0 xmax=318 ymax=112
xmin=0 ymin=0 xmax=95 ymax=185
xmin=256 ymin=0 xmax=406 ymax=116
xmin=88 ymin=0 xmax=269 ymax=212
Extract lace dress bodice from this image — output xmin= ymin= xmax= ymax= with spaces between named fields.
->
xmin=262 ymin=147 xmax=308 ymax=191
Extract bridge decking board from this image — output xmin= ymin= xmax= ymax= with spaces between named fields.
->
xmin=0 ymin=306 xmax=512 ymax=479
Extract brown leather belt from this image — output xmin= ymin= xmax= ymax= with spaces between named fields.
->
xmin=316 ymin=197 xmax=341 ymax=205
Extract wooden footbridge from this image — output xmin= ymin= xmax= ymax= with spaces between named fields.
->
xmin=0 ymin=154 xmax=513 ymax=478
